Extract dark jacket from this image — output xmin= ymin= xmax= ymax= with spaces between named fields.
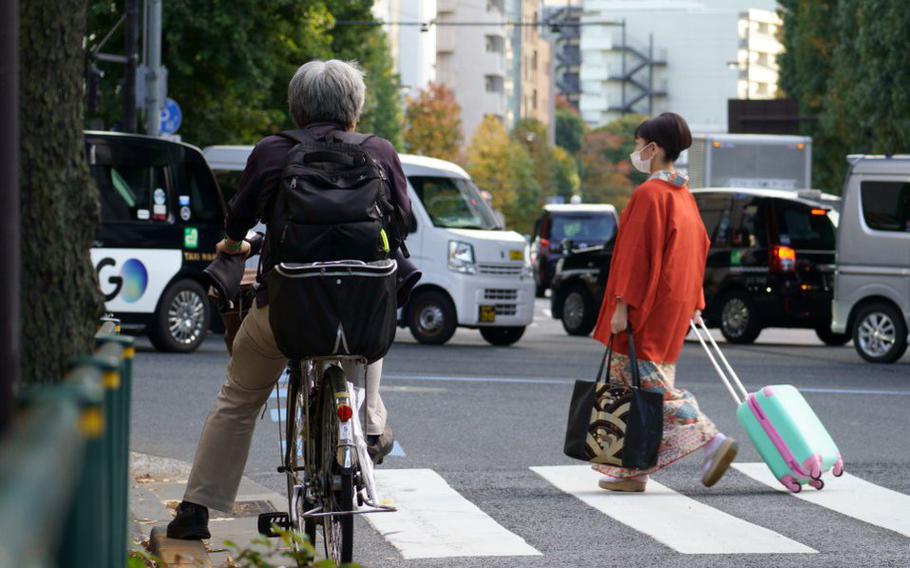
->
xmin=224 ymin=122 xmax=412 ymax=307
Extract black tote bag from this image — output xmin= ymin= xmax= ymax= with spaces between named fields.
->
xmin=563 ymin=329 xmax=664 ymax=469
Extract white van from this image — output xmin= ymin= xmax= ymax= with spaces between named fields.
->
xmin=204 ymin=147 xmax=535 ymax=346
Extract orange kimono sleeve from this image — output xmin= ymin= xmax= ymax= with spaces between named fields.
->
xmin=606 ymin=188 xmax=665 ymax=310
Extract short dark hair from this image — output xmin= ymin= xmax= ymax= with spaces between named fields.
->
xmin=634 ymin=112 xmax=692 ymax=162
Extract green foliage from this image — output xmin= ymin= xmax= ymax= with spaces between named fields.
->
xmin=403 ymin=83 xmax=463 ymax=162
xmin=513 ymin=118 xmax=557 ymax=199
xmin=579 ymin=115 xmax=648 ymax=210
xmin=86 ymin=1 xmax=404 ymax=147
xmin=778 ymin=0 xmax=910 ymax=193
xmin=224 ymin=526 xmax=341 ymax=567
xmin=555 ymin=109 xmax=585 ymax=156
xmin=552 ymin=146 xmax=580 ymax=200
xmin=465 ymin=116 xmax=540 ymax=234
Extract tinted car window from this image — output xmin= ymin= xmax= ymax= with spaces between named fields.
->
xmin=861 ymin=181 xmax=910 ymax=232
xmin=175 ymin=150 xmax=223 ymax=223
xmin=90 ymin=139 xmax=171 ymax=223
xmin=729 ymin=197 xmax=767 ymax=249
xmin=551 ymin=214 xmax=616 ymax=242
xmin=694 ymin=194 xmax=728 ymax=241
xmin=775 ymin=200 xmax=836 ymax=249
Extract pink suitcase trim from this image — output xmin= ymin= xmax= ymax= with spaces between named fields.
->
xmin=746 ymin=394 xmax=814 ymax=487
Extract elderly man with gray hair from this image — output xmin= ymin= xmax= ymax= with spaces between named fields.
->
xmin=167 ymin=60 xmax=410 ymax=540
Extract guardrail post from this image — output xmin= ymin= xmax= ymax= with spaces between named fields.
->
xmin=58 ymin=363 xmax=110 ymax=568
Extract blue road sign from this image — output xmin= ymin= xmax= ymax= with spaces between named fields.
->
xmin=160 ymin=98 xmax=182 ymax=135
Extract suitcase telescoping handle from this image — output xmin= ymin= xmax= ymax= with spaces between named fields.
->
xmin=689 ymin=317 xmax=749 ymax=406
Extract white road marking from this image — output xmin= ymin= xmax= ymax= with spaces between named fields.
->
xmin=734 ymin=462 xmax=910 ymax=538
xmin=389 ymin=441 xmax=406 ymax=457
xmin=531 ymin=465 xmax=816 ymax=554
xmin=366 ymin=469 xmax=541 ymax=559
xmin=543 ymin=309 xmax=552 ymax=318
xmin=270 ymin=408 xmax=286 ymax=422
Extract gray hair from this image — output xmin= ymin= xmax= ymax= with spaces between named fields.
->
xmin=288 ymin=60 xmax=366 ymax=128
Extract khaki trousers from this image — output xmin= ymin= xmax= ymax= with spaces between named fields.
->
xmin=183 ymin=305 xmax=387 ymax=512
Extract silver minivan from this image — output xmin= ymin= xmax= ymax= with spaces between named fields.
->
xmin=831 ymin=155 xmax=910 ymax=363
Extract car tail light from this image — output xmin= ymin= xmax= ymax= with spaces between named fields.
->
xmin=770 ymin=245 xmax=797 ymax=273
xmin=337 ymin=404 xmax=353 ymax=422
xmin=810 ymin=208 xmax=828 ymax=216
xmin=539 ymin=238 xmax=550 ymax=252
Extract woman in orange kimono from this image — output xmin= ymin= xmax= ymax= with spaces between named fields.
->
xmin=592 ymin=113 xmax=738 ymax=492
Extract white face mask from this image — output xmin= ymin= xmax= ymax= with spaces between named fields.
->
xmin=630 ymin=143 xmax=655 ymax=174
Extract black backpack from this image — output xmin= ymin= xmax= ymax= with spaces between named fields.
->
xmin=268 ymin=129 xmax=405 ymax=264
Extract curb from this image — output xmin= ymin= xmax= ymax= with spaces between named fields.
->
xmin=130 ymin=451 xmax=288 ymax=567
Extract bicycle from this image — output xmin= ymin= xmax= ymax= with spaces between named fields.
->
xmin=259 ymin=355 xmax=395 ymax=565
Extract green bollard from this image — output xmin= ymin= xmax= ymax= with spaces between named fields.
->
xmin=57 ymin=367 xmax=108 ymax=568
xmin=94 ymin=334 xmax=134 ymax=568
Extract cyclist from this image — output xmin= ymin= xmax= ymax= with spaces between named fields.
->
xmin=168 ymin=60 xmax=410 ymax=540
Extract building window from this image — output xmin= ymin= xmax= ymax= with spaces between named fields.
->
xmin=485 ymin=35 xmax=504 ymax=53
xmin=485 ymin=75 xmax=504 ymax=93
xmin=487 ymin=0 xmax=504 ymax=13
xmin=532 ymin=50 xmax=538 ymax=70
xmin=532 ymin=89 xmax=538 ymax=110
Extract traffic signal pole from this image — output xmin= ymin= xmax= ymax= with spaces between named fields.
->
xmin=122 ymin=0 xmax=140 ymax=133
xmin=144 ymin=0 xmax=163 ymax=136
xmin=0 ymin=0 xmax=20 ymax=433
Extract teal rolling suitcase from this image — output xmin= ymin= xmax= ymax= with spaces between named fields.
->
xmin=691 ymin=320 xmax=844 ymax=493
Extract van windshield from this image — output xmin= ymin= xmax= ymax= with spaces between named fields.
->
xmin=409 ymin=176 xmax=502 ymax=230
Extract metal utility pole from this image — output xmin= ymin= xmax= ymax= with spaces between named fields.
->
xmin=144 ymin=0 xmax=164 ymax=136
xmin=122 ymin=0 xmax=140 ymax=133
xmin=0 ymin=0 xmax=19 ymax=432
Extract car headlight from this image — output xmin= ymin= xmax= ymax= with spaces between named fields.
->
xmin=448 ymin=240 xmax=477 ymax=274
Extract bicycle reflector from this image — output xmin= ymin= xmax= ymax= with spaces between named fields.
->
xmin=337 ymin=404 xmax=353 ymax=422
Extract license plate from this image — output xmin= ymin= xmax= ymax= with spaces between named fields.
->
xmin=479 ymin=305 xmax=496 ymax=323
xmin=509 ymin=249 xmax=524 ymax=261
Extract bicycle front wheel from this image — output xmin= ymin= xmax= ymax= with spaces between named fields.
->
xmin=316 ymin=369 xmax=354 ymax=564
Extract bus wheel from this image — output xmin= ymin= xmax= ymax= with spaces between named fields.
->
xmin=480 ymin=326 xmax=525 ymax=346
xmin=148 ymin=279 xmax=210 ymax=353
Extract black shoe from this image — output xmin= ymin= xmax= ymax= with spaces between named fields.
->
xmin=367 ymin=426 xmax=394 ymax=465
xmin=166 ymin=501 xmax=211 ymax=540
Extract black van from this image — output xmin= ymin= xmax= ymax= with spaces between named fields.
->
xmin=550 ymin=188 xmax=845 ymax=344
xmin=693 ymin=188 xmax=845 ymax=344
xmin=86 ymin=131 xmax=227 ymax=352
xmin=531 ymin=204 xmax=618 ymax=296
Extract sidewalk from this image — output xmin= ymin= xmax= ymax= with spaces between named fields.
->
xmin=129 ymin=452 xmax=289 ymax=567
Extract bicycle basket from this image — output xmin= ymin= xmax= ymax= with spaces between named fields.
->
xmin=268 ymin=259 xmax=398 ymax=363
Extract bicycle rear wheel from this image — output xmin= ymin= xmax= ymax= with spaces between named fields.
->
xmin=316 ymin=367 xmax=354 ymax=564
xmin=286 ymin=363 xmax=317 ymax=547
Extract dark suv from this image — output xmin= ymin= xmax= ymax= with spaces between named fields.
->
xmin=550 ymin=188 xmax=845 ymax=344
xmin=531 ymin=204 xmax=618 ymax=296
xmin=695 ymin=188 xmax=844 ymax=344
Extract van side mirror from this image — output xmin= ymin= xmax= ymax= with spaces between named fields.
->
xmin=408 ymin=212 xmax=418 ymax=234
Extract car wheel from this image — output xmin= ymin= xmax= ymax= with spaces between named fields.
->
xmin=147 ymin=279 xmax=210 ymax=353
xmin=479 ymin=326 xmax=525 ymax=346
xmin=719 ymin=291 xmax=762 ymax=344
xmin=408 ymin=290 xmax=457 ymax=345
xmin=852 ymin=302 xmax=908 ymax=364
xmin=561 ymin=286 xmax=597 ymax=336
xmin=815 ymin=326 xmax=851 ymax=346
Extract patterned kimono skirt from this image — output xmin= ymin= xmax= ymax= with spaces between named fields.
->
xmin=593 ymin=352 xmax=718 ymax=478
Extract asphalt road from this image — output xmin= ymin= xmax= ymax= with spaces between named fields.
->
xmin=131 ymin=299 xmax=910 ymax=567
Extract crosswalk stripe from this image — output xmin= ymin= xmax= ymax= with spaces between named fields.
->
xmin=733 ymin=463 xmax=910 ymax=538
xmin=366 ymin=469 xmax=542 ymax=559
xmin=531 ymin=465 xmax=817 ymax=554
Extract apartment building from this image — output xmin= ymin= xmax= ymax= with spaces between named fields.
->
xmin=579 ymin=0 xmax=780 ymax=131
xmin=516 ymin=0 xmax=555 ymax=138
xmin=436 ymin=0 xmax=510 ymax=141
xmin=544 ymin=4 xmax=583 ymax=111
xmin=371 ymin=0 xmax=437 ymax=97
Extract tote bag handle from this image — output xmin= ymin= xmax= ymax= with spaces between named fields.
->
xmin=594 ymin=327 xmax=642 ymax=389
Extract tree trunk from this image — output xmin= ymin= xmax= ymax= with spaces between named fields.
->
xmin=19 ymin=0 xmax=104 ymax=383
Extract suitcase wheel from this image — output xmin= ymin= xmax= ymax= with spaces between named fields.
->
xmin=809 ymin=478 xmax=825 ymax=491
xmin=832 ymin=459 xmax=845 ymax=478
xmin=781 ymin=476 xmax=802 ymax=493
